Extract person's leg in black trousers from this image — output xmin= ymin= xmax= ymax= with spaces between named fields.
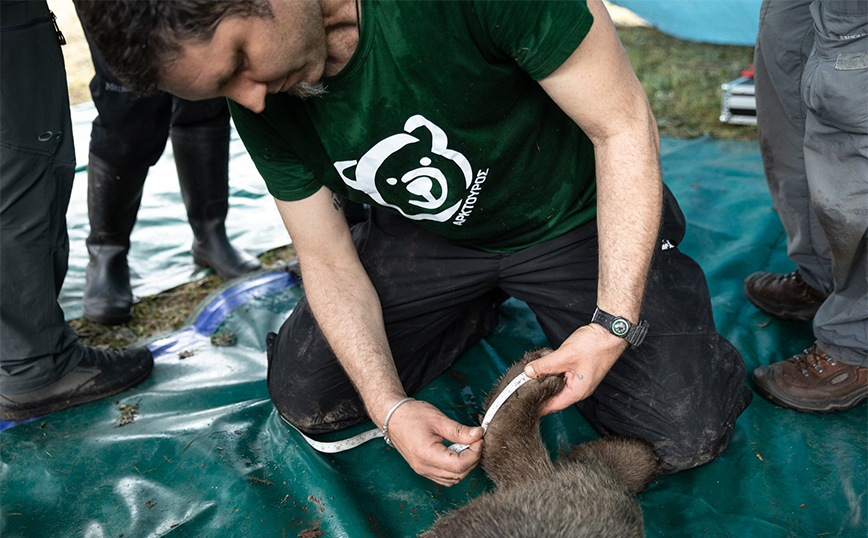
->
xmin=268 ymin=208 xmax=504 ymax=433
xmin=500 ymin=188 xmax=751 ymax=473
xmin=267 ymin=190 xmax=750 ymax=473
xmin=0 ymin=0 xmax=152 ymax=421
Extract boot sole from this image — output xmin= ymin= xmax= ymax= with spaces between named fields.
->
xmin=743 ymin=282 xmax=820 ymax=322
xmin=753 ymin=380 xmax=868 ymax=414
xmin=82 ymin=308 xmax=133 ymax=326
xmin=192 ymin=250 xmax=261 ymax=281
xmin=0 ymin=356 xmax=154 ymax=422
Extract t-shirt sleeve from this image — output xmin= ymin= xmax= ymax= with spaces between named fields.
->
xmin=472 ymin=0 xmax=594 ymax=81
xmin=227 ymin=99 xmax=322 ymax=202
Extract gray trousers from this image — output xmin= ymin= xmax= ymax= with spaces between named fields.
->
xmin=0 ymin=0 xmax=84 ymax=394
xmin=754 ymin=0 xmax=868 ymax=366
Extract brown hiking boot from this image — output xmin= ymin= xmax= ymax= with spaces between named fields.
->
xmin=752 ymin=345 xmax=867 ymax=413
xmin=744 ymin=270 xmax=827 ymax=321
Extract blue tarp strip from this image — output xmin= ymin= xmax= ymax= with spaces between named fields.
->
xmin=610 ymin=0 xmax=763 ymax=46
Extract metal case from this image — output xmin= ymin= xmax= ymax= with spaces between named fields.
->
xmin=720 ymin=76 xmax=756 ymax=125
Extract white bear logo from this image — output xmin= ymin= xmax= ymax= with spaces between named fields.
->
xmin=334 ymin=115 xmax=473 ymax=222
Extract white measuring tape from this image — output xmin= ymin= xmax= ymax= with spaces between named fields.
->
xmin=446 ymin=372 xmax=531 ymax=454
xmin=280 ymin=413 xmax=385 ymax=453
xmin=283 ymin=371 xmax=533 ymax=454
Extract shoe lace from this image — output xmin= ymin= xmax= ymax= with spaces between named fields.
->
xmin=794 ymin=345 xmax=836 ymax=377
xmin=786 ymin=271 xmax=809 ymax=297
xmin=787 ymin=270 xmax=826 ymax=301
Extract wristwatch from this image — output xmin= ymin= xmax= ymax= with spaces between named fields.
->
xmin=591 ymin=307 xmax=649 ymax=347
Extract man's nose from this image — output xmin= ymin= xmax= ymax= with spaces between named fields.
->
xmin=228 ymin=81 xmax=268 ymax=113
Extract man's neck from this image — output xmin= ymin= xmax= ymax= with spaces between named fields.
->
xmin=321 ymin=0 xmax=360 ymax=77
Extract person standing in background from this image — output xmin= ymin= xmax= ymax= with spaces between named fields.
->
xmin=747 ymin=0 xmax=867 ymax=413
xmin=75 ymin=9 xmax=262 ymax=325
xmin=0 ymin=0 xmax=153 ymax=422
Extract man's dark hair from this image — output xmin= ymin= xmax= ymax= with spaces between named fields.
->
xmin=76 ymin=0 xmax=273 ymax=96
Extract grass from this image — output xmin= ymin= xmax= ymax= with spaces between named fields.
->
xmin=618 ymin=26 xmax=756 ymax=141
xmin=68 ymin=245 xmax=297 ymax=348
xmin=51 ymin=1 xmax=757 ymax=349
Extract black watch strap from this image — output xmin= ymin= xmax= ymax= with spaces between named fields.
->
xmin=591 ymin=307 xmax=649 ymax=347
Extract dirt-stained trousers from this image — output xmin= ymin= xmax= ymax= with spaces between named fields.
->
xmin=754 ymin=0 xmax=868 ymax=366
xmin=267 ymin=186 xmax=753 ymax=474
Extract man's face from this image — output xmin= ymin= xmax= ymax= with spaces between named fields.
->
xmin=160 ymin=0 xmax=328 ymax=112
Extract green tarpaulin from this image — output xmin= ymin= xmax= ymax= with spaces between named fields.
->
xmin=2 ymin=136 xmax=865 ymax=537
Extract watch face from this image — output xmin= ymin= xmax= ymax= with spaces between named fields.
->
xmin=611 ymin=318 xmax=630 ymax=337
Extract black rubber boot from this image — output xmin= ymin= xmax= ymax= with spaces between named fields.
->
xmin=82 ymin=153 xmax=148 ymax=325
xmin=171 ymin=124 xmax=262 ymax=281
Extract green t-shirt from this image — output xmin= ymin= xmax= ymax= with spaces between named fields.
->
xmin=230 ymin=0 xmax=596 ymax=252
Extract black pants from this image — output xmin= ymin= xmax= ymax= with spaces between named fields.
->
xmin=78 ymin=10 xmax=228 ymax=169
xmin=268 ymin=187 xmax=752 ymax=473
xmin=0 ymin=0 xmax=83 ymax=393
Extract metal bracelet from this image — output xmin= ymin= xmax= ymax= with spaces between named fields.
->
xmin=381 ymin=397 xmax=415 ymax=447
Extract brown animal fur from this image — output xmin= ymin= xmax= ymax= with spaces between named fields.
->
xmin=420 ymin=349 xmax=659 ymax=538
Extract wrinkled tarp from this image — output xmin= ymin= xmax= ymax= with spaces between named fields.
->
xmin=2 ymin=136 xmax=866 ymax=537
xmin=610 ymin=0 xmax=763 ymax=46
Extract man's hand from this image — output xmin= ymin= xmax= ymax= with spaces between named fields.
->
xmin=384 ymin=399 xmax=483 ymax=487
xmin=524 ymin=323 xmax=628 ymax=415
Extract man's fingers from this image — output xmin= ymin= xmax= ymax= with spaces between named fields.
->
xmin=429 ymin=474 xmax=462 ymax=487
xmin=423 ymin=440 xmax=482 ymax=485
xmin=390 ymin=402 xmax=482 ymax=485
xmin=450 ymin=422 xmax=483 ymax=445
xmin=433 ymin=440 xmax=482 ymax=474
xmin=428 ymin=414 xmax=482 ymax=459
xmin=524 ymin=348 xmax=570 ymax=378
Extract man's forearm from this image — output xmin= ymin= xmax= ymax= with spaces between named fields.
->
xmin=594 ymin=127 xmax=662 ymax=323
xmin=523 ymin=129 xmax=661 ymax=411
xmin=301 ymin=257 xmax=406 ymax=428
xmin=533 ymin=0 xmax=661 ymax=323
